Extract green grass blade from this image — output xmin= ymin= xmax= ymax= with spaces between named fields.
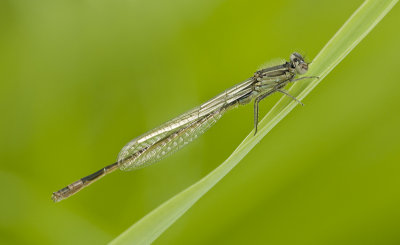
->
xmin=109 ymin=1 xmax=398 ymax=244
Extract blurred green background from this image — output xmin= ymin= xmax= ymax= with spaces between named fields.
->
xmin=1 ymin=0 xmax=399 ymax=244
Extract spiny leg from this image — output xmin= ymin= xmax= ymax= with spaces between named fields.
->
xmin=276 ymin=75 xmax=318 ymax=106
xmin=277 ymin=89 xmax=304 ymax=106
xmin=253 ymin=89 xmax=276 ymax=135
xmin=254 ymin=97 xmax=261 ymax=135
xmin=291 ymin=76 xmax=319 ymax=83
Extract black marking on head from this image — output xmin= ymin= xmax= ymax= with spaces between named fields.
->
xmin=290 ymin=52 xmax=308 ymax=75
xmin=290 ymin=52 xmax=305 ymax=63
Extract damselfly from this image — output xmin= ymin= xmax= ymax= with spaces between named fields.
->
xmin=52 ymin=52 xmax=317 ymax=202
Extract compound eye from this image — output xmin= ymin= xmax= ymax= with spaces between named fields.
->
xmin=290 ymin=52 xmax=304 ymax=63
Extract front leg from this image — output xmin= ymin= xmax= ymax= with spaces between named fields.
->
xmin=291 ymin=76 xmax=319 ymax=83
xmin=253 ymin=89 xmax=276 ymax=135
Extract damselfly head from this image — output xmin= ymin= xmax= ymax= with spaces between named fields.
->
xmin=290 ymin=52 xmax=308 ymax=75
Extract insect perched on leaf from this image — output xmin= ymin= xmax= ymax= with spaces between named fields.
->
xmin=52 ymin=52 xmax=317 ymax=202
